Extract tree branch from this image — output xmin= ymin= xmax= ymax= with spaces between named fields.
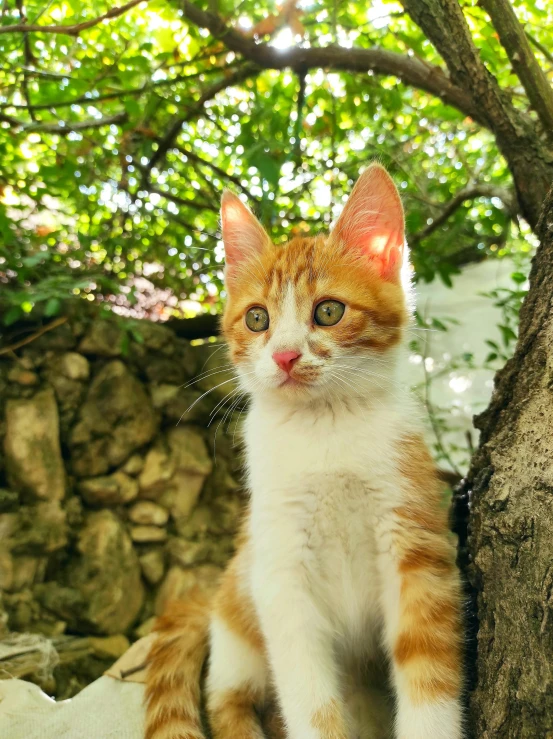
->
xmin=480 ymin=0 xmax=553 ymax=134
xmin=398 ymin=0 xmax=553 ymax=229
xmin=409 ymin=184 xmax=517 ymax=245
xmin=0 ymin=0 xmax=146 ymax=36
xmin=143 ymin=63 xmax=259 ymax=177
xmin=181 ymin=1 xmax=486 ymax=127
xmin=16 ymin=112 xmax=128 ymax=133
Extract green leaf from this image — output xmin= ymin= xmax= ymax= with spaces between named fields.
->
xmin=3 ymin=306 xmax=23 ymax=326
xmin=44 ymin=298 xmax=62 ymax=317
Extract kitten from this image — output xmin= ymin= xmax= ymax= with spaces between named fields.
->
xmin=145 ymin=164 xmax=463 ymax=739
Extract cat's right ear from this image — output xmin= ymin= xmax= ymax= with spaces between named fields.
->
xmin=221 ymin=191 xmax=270 ymax=278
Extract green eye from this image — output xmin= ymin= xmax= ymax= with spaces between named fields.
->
xmin=314 ymin=300 xmax=345 ymax=327
xmin=245 ymin=306 xmax=270 ymax=332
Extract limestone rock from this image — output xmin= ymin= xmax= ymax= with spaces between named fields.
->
xmin=7 ymin=368 xmax=39 ymax=385
xmin=155 ymin=565 xmax=221 ymax=615
xmin=0 ymin=549 xmax=13 ymax=590
xmin=0 ymin=489 xmax=19 ymax=513
xmin=128 ymin=501 xmax=168 ymax=526
xmin=150 ymin=383 xmax=217 ymax=423
xmin=121 ymin=454 xmax=144 ymax=476
xmin=167 ymin=536 xmax=234 ymax=568
xmin=195 ymin=344 xmax=237 ymax=403
xmin=88 ymin=634 xmax=130 ymax=660
xmin=167 ymin=426 xmax=213 ymax=477
xmin=11 ymin=556 xmax=46 ymax=591
xmin=130 ymin=525 xmax=168 ymax=544
xmin=70 ymin=361 xmax=158 ymax=477
xmin=138 ymin=439 xmax=175 ymax=497
xmin=78 ymin=471 xmax=138 ymax=507
xmin=5 ymin=502 xmax=67 ymax=555
xmin=78 ymin=319 xmax=124 ymax=357
xmin=135 ymin=616 xmax=157 ymax=638
xmin=57 ymin=352 xmax=90 ymax=380
xmin=43 ymin=354 xmax=89 ymax=431
xmin=4 ymin=389 xmax=65 ymax=501
xmin=38 ymin=510 xmax=144 ymax=634
xmin=139 ymin=549 xmax=165 ymax=585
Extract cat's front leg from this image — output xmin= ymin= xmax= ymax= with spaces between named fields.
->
xmin=252 ymin=558 xmax=348 ymax=739
xmin=379 ymin=526 xmax=463 ymax=739
xmin=378 ymin=443 xmax=464 ymax=739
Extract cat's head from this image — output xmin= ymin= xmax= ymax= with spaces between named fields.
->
xmin=221 ymin=164 xmax=411 ymax=404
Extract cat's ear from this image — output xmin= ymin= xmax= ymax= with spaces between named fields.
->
xmin=221 ymin=190 xmax=270 ymax=276
xmin=331 ymin=164 xmax=405 ymax=282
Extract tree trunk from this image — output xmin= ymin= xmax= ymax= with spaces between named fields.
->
xmin=456 ymin=182 xmax=553 ymax=737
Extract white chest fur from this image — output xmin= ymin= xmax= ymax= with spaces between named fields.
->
xmin=244 ymin=394 xmax=415 ymax=655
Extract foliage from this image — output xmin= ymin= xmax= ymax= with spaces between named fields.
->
xmin=0 ymin=0 xmax=551 ymax=326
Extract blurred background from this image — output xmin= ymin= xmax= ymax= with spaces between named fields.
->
xmin=2 ymin=0 xmax=551 ymax=473
xmin=0 ymin=0 xmax=552 ymax=708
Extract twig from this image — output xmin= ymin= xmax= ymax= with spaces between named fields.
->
xmin=0 ymin=0 xmax=148 ymax=36
xmin=181 ymin=0 xmax=486 ymax=127
xmin=0 ymin=316 xmax=68 ymax=355
xmin=143 ymin=63 xmax=258 ymax=177
xmin=409 ymin=184 xmax=517 ymax=246
xmin=120 ymin=660 xmax=149 ymax=679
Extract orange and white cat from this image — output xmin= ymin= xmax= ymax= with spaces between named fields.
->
xmin=145 ymin=164 xmax=463 ymax=739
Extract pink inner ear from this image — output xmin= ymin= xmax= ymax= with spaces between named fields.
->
xmin=332 ymin=165 xmax=405 ymax=281
xmin=221 ymin=190 xmax=269 ymax=272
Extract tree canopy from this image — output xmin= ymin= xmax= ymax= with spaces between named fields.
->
xmin=0 ymin=0 xmax=551 ymax=325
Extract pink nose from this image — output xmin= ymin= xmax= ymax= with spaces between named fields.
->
xmin=272 ymin=350 xmax=301 ymax=374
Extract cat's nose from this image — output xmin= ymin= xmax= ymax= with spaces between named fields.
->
xmin=272 ymin=350 xmax=301 ymax=374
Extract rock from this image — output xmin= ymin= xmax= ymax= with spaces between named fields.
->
xmin=128 ymin=501 xmax=168 ymax=526
xmin=167 ymin=537 xmax=235 ymax=568
xmin=70 ymin=361 xmax=158 ymax=477
xmin=78 ymin=471 xmax=138 ymax=507
xmin=150 ymin=383 xmax=217 ymax=423
xmin=138 ymin=439 xmax=175 ymax=497
xmin=78 ymin=320 xmax=124 ymax=357
xmin=88 ymin=634 xmax=130 ymax=660
xmin=144 ymin=356 xmax=186 ymax=385
xmin=145 ymin=427 xmax=213 ymax=521
xmin=0 ymin=549 xmax=13 ymax=590
xmin=38 ymin=510 xmax=144 ymax=634
xmin=6 ymin=502 xmax=67 ymax=555
xmin=4 ymin=389 xmax=65 ymax=501
xmin=121 ymin=454 xmax=144 ymax=476
xmin=159 ymin=475 xmax=205 ymax=522
xmin=128 ymin=321 xmax=174 ymax=352
xmin=0 ymin=489 xmax=19 ymax=513
xmin=167 ymin=426 xmax=213 ymax=477
xmin=43 ymin=354 xmax=89 ymax=431
xmin=155 ymin=565 xmax=221 ymax=615
xmin=195 ymin=344 xmax=237 ymax=404
xmin=57 ymin=352 xmax=90 ymax=380
xmin=130 ymin=525 xmax=168 ymax=544
xmin=7 ymin=368 xmax=39 ymax=385
xmin=139 ymin=550 xmax=165 ymax=585
xmin=135 ymin=616 xmax=157 ymax=638
xmin=11 ymin=556 xmax=46 ymax=591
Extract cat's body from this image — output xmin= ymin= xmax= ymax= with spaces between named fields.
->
xmin=145 ymin=166 xmax=463 ymax=739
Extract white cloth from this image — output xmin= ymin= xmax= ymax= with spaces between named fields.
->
xmin=0 ymin=677 xmax=145 ymax=739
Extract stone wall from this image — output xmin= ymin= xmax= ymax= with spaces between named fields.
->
xmin=0 ymin=315 xmax=242 ymax=696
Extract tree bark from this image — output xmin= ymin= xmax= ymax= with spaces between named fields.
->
xmin=456 ymin=182 xmax=553 ymax=737
xmin=399 ymin=0 xmax=553 ymax=230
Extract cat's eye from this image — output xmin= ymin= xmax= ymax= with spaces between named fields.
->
xmin=314 ymin=300 xmax=345 ymax=327
xmin=245 ymin=306 xmax=270 ymax=332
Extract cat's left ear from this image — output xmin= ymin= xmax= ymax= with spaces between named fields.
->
xmin=331 ymin=164 xmax=405 ymax=282
xmin=221 ymin=190 xmax=270 ymax=278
